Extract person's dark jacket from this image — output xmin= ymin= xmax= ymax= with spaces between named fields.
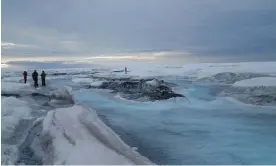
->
xmin=32 ymin=71 xmax=38 ymax=81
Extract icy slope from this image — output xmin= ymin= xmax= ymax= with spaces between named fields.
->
xmin=233 ymin=77 xmax=276 ymax=87
xmin=197 ymin=72 xmax=269 ymax=84
xmin=1 ymin=97 xmax=32 ymax=164
xmin=1 ymin=97 xmax=32 ymax=140
xmin=38 ymin=105 xmax=153 ymax=165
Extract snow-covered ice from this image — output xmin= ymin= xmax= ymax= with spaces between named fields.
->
xmin=145 ymin=79 xmax=159 ymax=86
xmin=95 ymin=62 xmax=276 ymax=79
xmin=233 ymin=77 xmax=276 ymax=87
xmin=72 ymin=78 xmax=94 ymax=84
xmin=197 ymin=72 xmax=269 ymax=84
xmin=72 ymin=78 xmax=103 ymax=87
xmin=38 ymin=105 xmax=152 ymax=165
xmin=1 ymin=81 xmax=35 ymax=95
xmin=2 ymin=61 xmax=276 ymax=165
xmin=49 ymin=86 xmax=74 ymax=103
xmin=90 ymin=80 xmax=104 ymax=87
xmin=1 ymin=97 xmax=32 ymax=140
xmin=1 ymin=97 xmax=32 ymax=165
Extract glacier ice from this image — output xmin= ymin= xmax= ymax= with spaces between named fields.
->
xmin=233 ymin=77 xmax=276 ymax=87
xmin=197 ymin=72 xmax=270 ymax=84
xmin=1 ymin=97 xmax=33 ymax=165
xmin=49 ymin=86 xmax=74 ymax=107
xmin=36 ymin=105 xmax=153 ymax=165
xmin=1 ymin=97 xmax=32 ymax=140
xmin=1 ymin=81 xmax=36 ymax=96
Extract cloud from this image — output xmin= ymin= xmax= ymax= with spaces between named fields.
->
xmin=2 ymin=0 xmax=276 ymax=63
xmin=1 ymin=42 xmax=39 ymax=49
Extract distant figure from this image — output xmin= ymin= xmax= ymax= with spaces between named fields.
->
xmin=32 ymin=70 xmax=38 ymax=88
xmin=125 ymin=67 xmax=127 ymax=74
xmin=41 ymin=71 xmax=47 ymax=86
xmin=23 ymin=71 xmax=28 ymax=83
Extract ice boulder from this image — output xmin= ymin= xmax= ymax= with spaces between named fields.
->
xmin=49 ymin=86 xmax=74 ymax=106
xmin=38 ymin=105 xmax=153 ymax=165
xmin=144 ymin=79 xmax=159 ymax=86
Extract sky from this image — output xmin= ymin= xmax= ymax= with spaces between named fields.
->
xmin=2 ymin=0 xmax=276 ymax=68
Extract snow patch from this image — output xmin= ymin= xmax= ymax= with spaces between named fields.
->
xmin=145 ymin=79 xmax=159 ymax=86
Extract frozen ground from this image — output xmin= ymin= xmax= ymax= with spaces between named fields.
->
xmin=1 ymin=62 xmax=276 ymax=164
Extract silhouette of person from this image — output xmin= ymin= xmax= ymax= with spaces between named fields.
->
xmin=32 ymin=70 xmax=38 ymax=88
xmin=23 ymin=71 xmax=27 ymax=83
xmin=41 ymin=71 xmax=47 ymax=86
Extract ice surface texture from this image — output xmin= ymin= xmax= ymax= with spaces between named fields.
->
xmin=38 ymin=105 xmax=153 ymax=165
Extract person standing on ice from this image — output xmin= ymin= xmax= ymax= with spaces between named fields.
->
xmin=41 ymin=71 xmax=46 ymax=86
xmin=23 ymin=71 xmax=28 ymax=83
xmin=32 ymin=70 xmax=38 ymax=88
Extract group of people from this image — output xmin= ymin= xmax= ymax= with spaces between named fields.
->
xmin=23 ymin=70 xmax=47 ymax=88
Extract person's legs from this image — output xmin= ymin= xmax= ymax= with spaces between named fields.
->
xmin=35 ymin=79 xmax=38 ymax=87
xmin=42 ymin=79 xmax=45 ymax=86
xmin=24 ymin=78 xmax=27 ymax=83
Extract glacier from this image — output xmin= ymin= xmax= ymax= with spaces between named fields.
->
xmin=1 ymin=82 xmax=153 ymax=165
xmin=1 ymin=62 xmax=276 ymax=165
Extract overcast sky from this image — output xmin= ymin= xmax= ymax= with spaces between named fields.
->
xmin=2 ymin=0 xmax=276 ymax=66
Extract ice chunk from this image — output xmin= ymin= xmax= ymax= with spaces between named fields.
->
xmin=49 ymin=86 xmax=74 ymax=104
xmin=233 ymin=77 xmax=276 ymax=87
xmin=90 ymin=81 xmax=103 ymax=87
xmin=145 ymin=79 xmax=159 ymax=86
xmin=39 ymin=105 xmax=153 ymax=165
